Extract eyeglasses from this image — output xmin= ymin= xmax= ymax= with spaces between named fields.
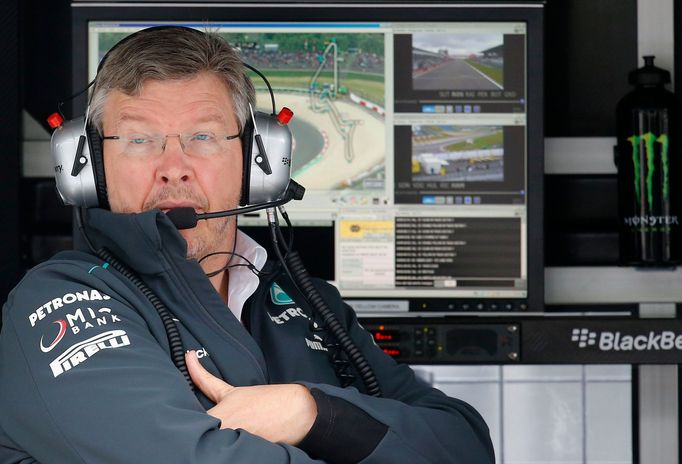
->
xmin=102 ymin=131 xmax=241 ymax=158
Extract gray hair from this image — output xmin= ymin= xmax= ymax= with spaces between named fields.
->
xmin=89 ymin=27 xmax=255 ymax=135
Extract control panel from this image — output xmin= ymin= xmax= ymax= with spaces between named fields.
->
xmin=361 ymin=320 xmax=520 ymax=364
xmin=361 ymin=317 xmax=682 ymax=365
xmin=408 ymin=299 xmax=529 ymax=312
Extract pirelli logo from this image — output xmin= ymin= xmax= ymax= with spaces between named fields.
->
xmin=50 ymin=330 xmax=130 ymax=378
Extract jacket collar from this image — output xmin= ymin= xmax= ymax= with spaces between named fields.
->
xmin=77 ymin=207 xmax=187 ymax=275
xmin=76 ymin=207 xmax=270 ymax=383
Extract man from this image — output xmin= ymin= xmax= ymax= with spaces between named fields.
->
xmin=0 ymin=27 xmax=494 ymax=463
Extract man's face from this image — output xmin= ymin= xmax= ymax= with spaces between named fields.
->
xmin=101 ymin=72 xmax=243 ymax=260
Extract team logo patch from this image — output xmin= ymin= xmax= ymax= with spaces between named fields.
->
xmin=268 ymin=306 xmax=308 ymax=325
xmin=305 ymin=335 xmax=328 ymax=352
xmin=49 ymin=329 xmax=130 ymax=378
xmin=40 ymin=320 xmax=67 ymax=353
xmin=29 ymin=289 xmax=111 ymax=327
xmin=270 ymin=283 xmax=294 ymax=305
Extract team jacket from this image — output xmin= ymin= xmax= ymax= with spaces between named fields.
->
xmin=0 ymin=208 xmax=494 ymax=464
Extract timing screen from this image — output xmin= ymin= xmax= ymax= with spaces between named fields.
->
xmin=89 ymin=21 xmax=528 ymax=301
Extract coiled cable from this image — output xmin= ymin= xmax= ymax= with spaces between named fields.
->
xmin=284 ymin=250 xmax=381 ymax=397
xmin=265 ymin=208 xmax=381 ymax=397
xmin=76 ymin=209 xmax=193 ymax=389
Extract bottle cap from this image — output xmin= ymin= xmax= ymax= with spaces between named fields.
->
xmin=629 ymin=56 xmax=670 ymax=86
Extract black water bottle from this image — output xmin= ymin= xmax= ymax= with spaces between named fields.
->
xmin=616 ymin=56 xmax=682 ymax=266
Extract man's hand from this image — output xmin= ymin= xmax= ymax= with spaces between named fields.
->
xmin=185 ymin=351 xmax=317 ymax=445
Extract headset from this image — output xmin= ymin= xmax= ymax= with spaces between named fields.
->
xmin=47 ymin=26 xmax=381 ymax=397
xmin=49 ymin=26 xmax=301 ymax=215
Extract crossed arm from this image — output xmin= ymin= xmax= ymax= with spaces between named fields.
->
xmin=185 ymin=350 xmax=317 ymax=446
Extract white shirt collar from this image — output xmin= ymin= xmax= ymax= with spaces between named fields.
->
xmin=226 ymin=230 xmax=268 ymax=322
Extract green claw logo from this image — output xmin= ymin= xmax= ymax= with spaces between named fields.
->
xmin=627 ymin=132 xmax=670 ymax=210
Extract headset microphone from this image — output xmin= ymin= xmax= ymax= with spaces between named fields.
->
xmin=166 ymin=179 xmax=305 ymax=230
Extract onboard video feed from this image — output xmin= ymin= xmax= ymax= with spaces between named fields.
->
xmin=393 ymin=23 xmax=526 ymax=114
xmin=411 ymin=33 xmax=504 ymax=91
xmin=220 ymin=32 xmax=386 ymax=193
xmin=394 ymin=124 xmax=526 ymax=206
xmin=411 ymin=125 xmax=504 ymax=183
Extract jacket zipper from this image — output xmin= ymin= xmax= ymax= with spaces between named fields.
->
xmin=159 ymin=248 xmax=268 ymax=383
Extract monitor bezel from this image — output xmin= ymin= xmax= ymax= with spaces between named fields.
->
xmin=72 ymin=2 xmax=544 ymax=312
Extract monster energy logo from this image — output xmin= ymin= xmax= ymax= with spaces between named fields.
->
xmin=627 ymin=132 xmax=669 ymax=210
xmin=623 ymin=215 xmax=678 ymax=227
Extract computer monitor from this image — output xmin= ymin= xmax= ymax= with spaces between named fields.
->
xmin=73 ymin=2 xmax=544 ymax=314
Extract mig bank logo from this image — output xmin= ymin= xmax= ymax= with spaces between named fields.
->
xmin=40 ymin=320 xmax=68 ymax=353
xmin=571 ymin=328 xmax=597 ymax=348
xmin=270 ymin=283 xmax=294 ymax=305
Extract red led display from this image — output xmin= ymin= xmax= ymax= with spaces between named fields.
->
xmin=373 ymin=330 xmax=399 ymax=341
xmin=382 ymin=348 xmax=401 ymax=357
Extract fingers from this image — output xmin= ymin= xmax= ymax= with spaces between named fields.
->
xmin=185 ymin=350 xmax=233 ymax=402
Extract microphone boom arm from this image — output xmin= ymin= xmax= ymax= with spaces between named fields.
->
xmin=167 ymin=180 xmax=305 ymax=230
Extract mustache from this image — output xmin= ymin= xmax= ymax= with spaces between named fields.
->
xmin=143 ymin=185 xmax=208 ymax=211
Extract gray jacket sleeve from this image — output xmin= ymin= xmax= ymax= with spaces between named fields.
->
xmin=0 ymin=426 xmax=39 ymax=464
xmin=0 ymin=261 xmax=324 ymax=464
xmin=295 ymin=279 xmax=495 ymax=464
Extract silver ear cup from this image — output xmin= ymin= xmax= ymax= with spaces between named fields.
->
xmin=50 ymin=116 xmax=99 ymax=207
xmin=247 ymin=112 xmax=293 ymax=204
